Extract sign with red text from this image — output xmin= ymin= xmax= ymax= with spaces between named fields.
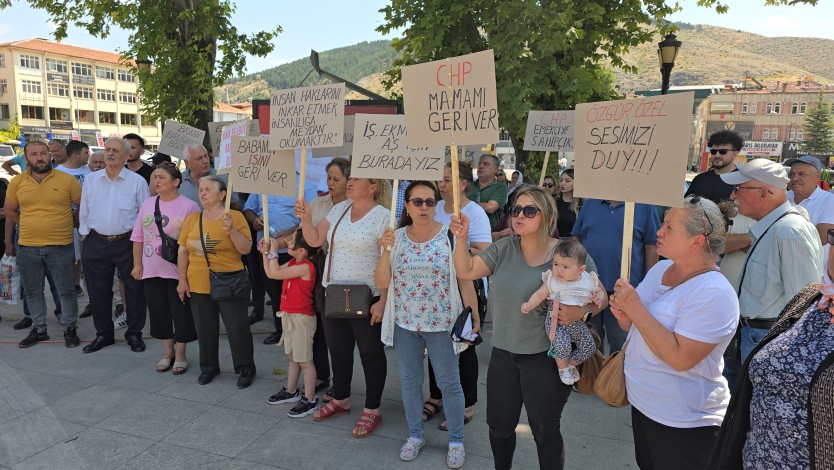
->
xmin=158 ymin=120 xmax=206 ymax=158
xmin=401 ymin=50 xmax=499 ymax=147
xmin=269 ymin=83 xmax=345 ymax=150
xmin=215 ymin=120 xmax=249 ymax=170
xmin=573 ymin=92 xmax=694 ymax=207
xmin=523 ymin=111 xmax=575 ymax=152
xmin=312 ymin=116 xmax=355 ymax=158
xmin=231 ymin=136 xmax=296 ymax=197
xmin=351 ymin=114 xmax=445 ymax=180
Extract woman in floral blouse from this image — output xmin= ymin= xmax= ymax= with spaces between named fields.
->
xmin=376 ymin=181 xmax=478 ymax=469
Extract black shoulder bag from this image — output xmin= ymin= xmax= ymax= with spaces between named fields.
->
xmin=323 ymin=204 xmax=372 ymax=319
xmin=199 ymin=212 xmax=251 ymax=302
xmin=154 ymin=196 xmax=179 ymax=264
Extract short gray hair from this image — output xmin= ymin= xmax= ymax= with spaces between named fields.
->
xmin=108 ymin=138 xmax=132 ymax=155
xmin=682 ymin=196 xmax=727 ymax=260
xmin=182 ymin=144 xmax=207 ymax=160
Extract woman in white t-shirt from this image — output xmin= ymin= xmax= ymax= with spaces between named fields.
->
xmin=609 ymin=196 xmax=739 ymax=469
xmin=296 ymin=177 xmax=391 ymax=439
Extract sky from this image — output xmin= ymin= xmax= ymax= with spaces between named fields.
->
xmin=0 ymin=0 xmax=831 ymax=75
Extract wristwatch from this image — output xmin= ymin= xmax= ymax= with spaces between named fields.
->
xmin=582 ymin=305 xmax=592 ymax=322
xmin=268 ymin=252 xmax=279 ymax=260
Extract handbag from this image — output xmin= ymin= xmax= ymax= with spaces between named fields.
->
xmin=154 ymin=196 xmax=179 ymax=264
xmin=199 ymin=212 xmax=251 ymax=302
xmin=0 ymin=254 xmax=22 ymax=305
xmin=323 ymin=204 xmax=372 ymax=319
xmin=574 ymin=323 xmax=604 ymax=394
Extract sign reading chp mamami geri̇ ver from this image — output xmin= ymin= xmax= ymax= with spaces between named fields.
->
xmin=523 ymin=111 xmax=575 ymax=152
xmin=231 ymin=136 xmax=297 ymax=197
xmin=350 ymin=114 xmax=445 ymax=180
xmin=401 ymin=50 xmax=499 ymax=147
xmin=312 ymin=115 xmax=355 ymax=158
xmin=573 ymin=92 xmax=695 ymax=208
xmin=158 ymin=120 xmax=206 ymax=158
xmin=269 ymin=83 xmax=345 ymax=150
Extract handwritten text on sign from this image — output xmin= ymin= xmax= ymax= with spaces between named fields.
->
xmin=351 ymin=114 xmax=445 ymax=180
xmin=523 ymin=111 xmax=575 ymax=152
xmin=158 ymin=120 xmax=206 ymax=158
xmin=216 ymin=120 xmax=249 ymax=170
xmin=232 ymin=136 xmax=297 ymax=197
xmin=208 ymin=121 xmax=232 ymax=154
xmin=573 ymin=92 xmax=694 ymax=207
xmin=312 ymin=115 xmax=355 ymax=158
xmin=402 ymin=50 xmax=499 ymax=147
xmin=269 ymin=83 xmax=345 ymax=150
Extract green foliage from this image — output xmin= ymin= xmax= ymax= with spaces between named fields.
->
xmin=8 ymin=0 xmax=280 ymax=135
xmin=800 ymin=91 xmax=834 ymax=155
xmin=0 ymin=115 xmax=21 ymax=145
xmin=521 ymin=151 xmax=563 ymax=183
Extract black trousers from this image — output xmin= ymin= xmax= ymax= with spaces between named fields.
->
xmin=631 ymin=407 xmax=719 ymax=470
xmin=82 ymin=235 xmax=146 ymax=339
xmin=487 ymin=347 xmax=571 ymax=470
xmin=190 ymin=293 xmax=255 ymax=375
xmin=144 ymin=277 xmax=197 ymax=343
xmin=313 ymin=308 xmax=330 ymax=383
xmin=262 ymin=252 xmax=291 ymax=333
xmin=245 ymin=228 xmax=265 ymax=317
xmin=429 ymin=344 xmax=478 ymax=408
xmin=323 ymin=295 xmax=386 ymax=409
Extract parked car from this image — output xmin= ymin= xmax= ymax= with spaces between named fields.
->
xmin=0 ymin=144 xmax=16 ymax=162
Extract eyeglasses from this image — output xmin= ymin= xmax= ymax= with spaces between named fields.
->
xmin=828 ymin=228 xmax=834 ymax=246
xmin=408 ymin=198 xmax=437 ymax=208
xmin=510 ymin=205 xmax=540 ymax=218
xmin=732 ymin=185 xmax=764 ymax=194
xmin=542 ymin=183 xmax=555 ymax=188
xmin=709 ymin=148 xmax=737 ymax=155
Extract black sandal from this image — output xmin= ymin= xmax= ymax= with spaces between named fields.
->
xmin=439 ymin=415 xmax=474 ymax=431
xmin=422 ymin=401 xmax=442 ymax=423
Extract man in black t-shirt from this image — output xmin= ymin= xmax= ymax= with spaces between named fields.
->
xmin=685 ymin=130 xmax=744 ymax=203
xmin=123 ymin=133 xmax=154 ymax=183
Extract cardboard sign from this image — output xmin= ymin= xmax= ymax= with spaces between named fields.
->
xmin=158 ymin=120 xmax=206 ymax=158
xmin=444 ymin=145 xmax=488 ymax=167
xmin=573 ymin=92 xmax=694 ymax=207
xmin=311 ymin=115 xmax=355 ymax=158
xmin=401 ymin=50 xmax=499 ymax=147
xmin=215 ymin=120 xmax=249 ymax=170
xmin=248 ymin=119 xmax=261 ymax=136
xmin=269 ymin=83 xmax=345 ymax=150
xmin=208 ymin=121 xmax=233 ymax=154
xmin=350 ymin=114 xmax=445 ymax=180
xmin=231 ymin=136 xmax=297 ymax=197
xmin=523 ymin=111 xmax=575 ymax=152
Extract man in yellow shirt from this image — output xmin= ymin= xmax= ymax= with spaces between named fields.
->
xmin=4 ymin=141 xmax=82 ymax=348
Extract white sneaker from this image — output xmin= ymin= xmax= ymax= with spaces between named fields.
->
xmin=558 ymin=368 xmax=575 ymax=385
xmin=113 ymin=312 xmax=127 ymax=330
xmin=447 ymin=445 xmax=465 ymax=469
xmin=399 ymin=438 xmax=425 ymax=462
xmin=568 ymin=365 xmax=581 ymax=383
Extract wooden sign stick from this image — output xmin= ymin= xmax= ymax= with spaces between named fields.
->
xmin=620 ymin=201 xmax=635 ymax=280
xmin=539 ymin=150 xmax=551 ymax=186
xmin=450 ymin=144 xmax=461 ymax=216
xmin=224 ymin=177 xmax=234 ymax=213
xmin=386 ymin=179 xmax=399 ymax=252
xmin=262 ymin=194 xmax=270 ymax=239
xmin=298 ymin=147 xmax=307 ymax=200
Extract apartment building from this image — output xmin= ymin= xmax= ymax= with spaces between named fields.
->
xmin=0 ymin=38 xmax=162 ymax=148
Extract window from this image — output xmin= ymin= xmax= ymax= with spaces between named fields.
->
xmin=19 ymin=54 xmax=40 ymax=70
xmin=797 ymin=129 xmax=804 ymax=140
xmin=71 ymin=62 xmax=92 ymax=76
xmin=96 ymin=66 xmax=115 ymax=80
xmin=766 ymin=103 xmax=772 ymax=114
xmin=0 ymin=104 xmax=9 ymax=119
xmin=117 ymin=69 xmax=135 ymax=82
xmin=791 ymin=103 xmax=799 ymax=115
xmin=119 ymin=91 xmax=136 ymax=104
xmin=0 ymin=54 xmax=5 ymax=68
xmin=45 ymin=58 xmax=67 ymax=73
xmin=770 ymin=128 xmax=778 ymax=141
xmin=21 ymin=105 xmax=44 ymax=119
xmin=0 ymin=79 xmax=6 ymax=94
xmin=773 ymin=103 xmax=781 ymax=114
xmin=21 ymin=80 xmax=41 ymax=94
xmin=749 ymin=103 xmax=757 ymax=114
xmin=49 ymin=107 xmax=71 ymax=121
xmin=799 ymin=102 xmax=807 ymax=114
xmin=741 ymin=102 xmax=748 ymax=114
xmin=75 ymin=109 xmax=94 ymax=123
xmin=99 ymin=111 xmax=116 ymax=124
xmin=789 ymin=128 xmax=796 ymax=140
xmin=97 ymin=89 xmax=116 ymax=101
xmin=48 ymin=83 xmax=69 ymax=96
xmin=762 ymin=129 xmax=770 ymax=140
xmin=120 ymin=113 xmax=137 ymax=126
xmin=73 ymin=86 xmax=94 ymax=99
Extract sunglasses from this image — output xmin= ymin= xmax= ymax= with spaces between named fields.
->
xmin=510 ymin=205 xmax=540 ymax=218
xmin=689 ymin=196 xmax=714 ymax=236
xmin=709 ymin=148 xmax=737 ymax=155
xmin=408 ymin=198 xmax=437 ymax=208
xmin=828 ymin=228 xmax=834 ymax=246
xmin=542 ymin=183 xmax=555 ymax=188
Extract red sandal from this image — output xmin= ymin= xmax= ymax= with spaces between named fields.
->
xmin=312 ymin=400 xmax=350 ymax=422
xmin=352 ymin=411 xmax=382 ymax=438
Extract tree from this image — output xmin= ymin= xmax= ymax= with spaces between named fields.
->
xmin=800 ymin=91 xmax=834 ymax=155
xmin=0 ymin=115 xmax=21 ymax=145
xmin=0 ymin=0 xmax=280 ymax=142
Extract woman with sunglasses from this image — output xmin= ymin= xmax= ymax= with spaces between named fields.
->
xmin=376 ymin=181 xmax=477 ymax=468
xmin=541 ymin=175 xmax=557 ymax=196
xmin=556 ymin=169 xmax=581 ymax=241
xmin=608 ymin=196 xmax=739 ymax=469
xmin=492 ymin=185 xmax=558 ymax=241
xmin=451 ymin=187 xmax=607 ymax=469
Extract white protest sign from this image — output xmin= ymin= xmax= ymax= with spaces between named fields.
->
xmin=248 ymin=119 xmax=261 ymax=136
xmin=401 ymin=50 xmax=499 ymax=147
xmin=351 ymin=114 xmax=445 ymax=180
xmin=269 ymin=83 xmax=345 ymax=150
xmin=231 ymin=136 xmax=297 ymax=197
xmin=158 ymin=120 xmax=206 ymax=158
xmin=573 ymin=92 xmax=694 ymax=208
xmin=215 ymin=120 xmax=249 ymax=170
xmin=208 ymin=121 xmax=232 ymax=154
xmin=444 ymin=145 xmax=488 ymax=167
xmin=523 ymin=111 xmax=575 ymax=152
xmin=312 ymin=115 xmax=355 ymax=158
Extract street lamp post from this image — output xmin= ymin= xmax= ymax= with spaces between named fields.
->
xmin=658 ymin=33 xmax=682 ymax=95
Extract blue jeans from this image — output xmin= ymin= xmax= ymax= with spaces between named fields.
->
xmin=393 ymin=325 xmax=465 ymax=444
xmin=588 ymin=295 xmax=627 ymax=353
xmin=722 ymin=324 xmax=768 ymax=391
xmin=17 ymin=244 xmax=78 ymax=332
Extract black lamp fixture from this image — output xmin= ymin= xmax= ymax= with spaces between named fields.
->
xmin=657 ymin=33 xmax=682 ymax=95
xmin=135 ymin=58 xmax=152 ymax=75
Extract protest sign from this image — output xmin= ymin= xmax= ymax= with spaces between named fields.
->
xmin=351 ymin=114 xmax=445 ymax=181
xmin=401 ymin=50 xmax=499 ymax=147
xmin=444 ymin=145 xmax=487 ymax=167
xmin=523 ymin=111 xmax=575 ymax=152
xmin=158 ymin=120 xmax=206 ymax=158
xmin=208 ymin=121 xmax=232 ymax=154
xmin=215 ymin=120 xmax=249 ymax=170
xmin=248 ymin=119 xmax=261 ymax=136
xmin=312 ymin=116 xmax=355 ymax=158
xmin=231 ymin=136 xmax=297 ymax=198
xmin=269 ymin=83 xmax=345 ymax=150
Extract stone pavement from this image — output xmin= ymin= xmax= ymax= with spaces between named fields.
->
xmin=0 ymin=295 xmax=637 ymax=470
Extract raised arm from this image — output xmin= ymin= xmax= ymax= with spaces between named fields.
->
xmin=295 ymin=199 xmax=329 ymax=248
xmin=450 ymin=213 xmax=492 ymax=280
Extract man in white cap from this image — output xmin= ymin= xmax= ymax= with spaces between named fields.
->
xmin=720 ymin=158 xmax=822 ymax=388
xmin=786 ymin=155 xmax=834 ymax=245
